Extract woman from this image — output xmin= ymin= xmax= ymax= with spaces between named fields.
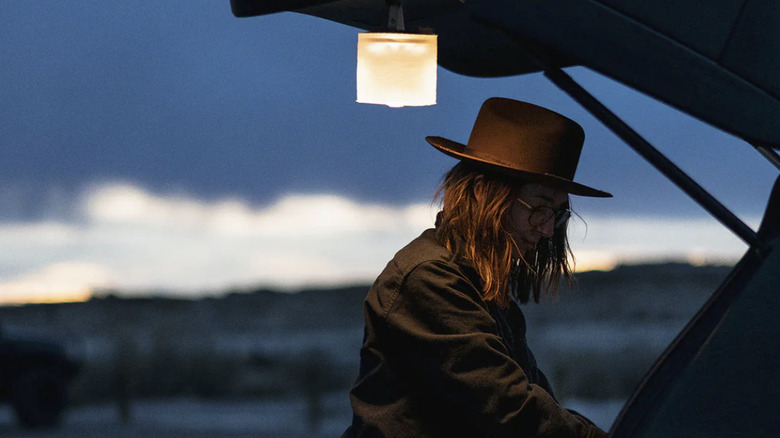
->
xmin=345 ymin=98 xmax=611 ymax=437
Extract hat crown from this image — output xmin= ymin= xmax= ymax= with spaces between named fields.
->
xmin=465 ymin=97 xmax=584 ymax=180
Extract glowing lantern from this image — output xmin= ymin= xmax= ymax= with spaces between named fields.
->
xmin=356 ymin=32 xmax=438 ymax=108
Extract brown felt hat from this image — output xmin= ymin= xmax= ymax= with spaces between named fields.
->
xmin=426 ymin=97 xmax=611 ymax=197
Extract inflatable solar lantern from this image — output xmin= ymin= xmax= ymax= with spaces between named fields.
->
xmin=356 ymin=32 xmax=437 ymax=107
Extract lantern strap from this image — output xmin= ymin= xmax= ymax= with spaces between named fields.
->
xmin=387 ymin=0 xmax=405 ymax=31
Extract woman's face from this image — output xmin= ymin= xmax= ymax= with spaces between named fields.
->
xmin=508 ymin=183 xmax=569 ymax=256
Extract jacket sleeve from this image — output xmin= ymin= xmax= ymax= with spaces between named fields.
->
xmin=382 ymin=259 xmax=606 ymax=438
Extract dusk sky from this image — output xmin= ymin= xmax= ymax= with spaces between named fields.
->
xmin=2 ymin=2 xmax=776 ymax=304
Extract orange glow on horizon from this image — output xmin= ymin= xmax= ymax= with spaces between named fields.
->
xmin=0 ymin=262 xmax=107 ymax=306
xmin=0 ymin=288 xmax=93 ymax=306
xmin=572 ymin=252 xmax=619 ymax=273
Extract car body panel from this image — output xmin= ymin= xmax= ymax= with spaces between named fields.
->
xmin=611 ymin=174 xmax=780 ymax=436
xmin=230 ymin=0 xmax=780 ymax=146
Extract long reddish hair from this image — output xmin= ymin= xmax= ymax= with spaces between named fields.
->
xmin=434 ymin=162 xmax=575 ymax=305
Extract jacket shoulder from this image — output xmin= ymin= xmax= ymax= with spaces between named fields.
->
xmin=391 ymin=228 xmax=456 ymax=275
xmin=367 ymin=229 xmax=480 ymax=317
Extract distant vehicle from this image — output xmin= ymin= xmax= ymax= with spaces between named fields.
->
xmin=0 ymin=327 xmax=81 ymax=428
xmin=230 ymin=1 xmax=780 ymax=436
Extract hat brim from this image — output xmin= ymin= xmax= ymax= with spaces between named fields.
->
xmin=427 ymin=136 xmax=612 ymax=198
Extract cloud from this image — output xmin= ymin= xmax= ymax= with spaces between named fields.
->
xmin=0 ymin=183 xmax=439 ymax=302
xmin=0 ymin=182 xmax=759 ymax=303
xmin=564 ymin=215 xmax=758 ymax=271
xmin=83 ymin=184 xmax=429 ymax=238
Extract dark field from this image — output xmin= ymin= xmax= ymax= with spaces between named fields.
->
xmin=0 ymin=262 xmax=730 ymax=436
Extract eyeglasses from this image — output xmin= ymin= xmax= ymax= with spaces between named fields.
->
xmin=515 ymin=197 xmax=572 ymax=228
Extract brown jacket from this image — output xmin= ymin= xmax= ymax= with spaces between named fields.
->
xmin=345 ymin=229 xmax=606 ymax=438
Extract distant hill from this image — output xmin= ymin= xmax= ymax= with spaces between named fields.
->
xmin=533 ymin=261 xmax=732 ymax=323
xmin=0 ymin=262 xmax=731 ymax=332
